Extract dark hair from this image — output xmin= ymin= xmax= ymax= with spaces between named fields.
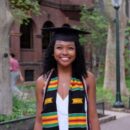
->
xmin=43 ymin=40 xmax=87 ymax=78
xmin=10 ymin=53 xmax=15 ymax=58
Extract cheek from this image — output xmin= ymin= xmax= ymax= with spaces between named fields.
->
xmin=53 ymin=50 xmax=58 ymax=60
xmin=73 ymin=50 xmax=76 ymax=57
xmin=73 ymin=54 xmax=76 ymax=61
xmin=71 ymin=51 xmax=76 ymax=60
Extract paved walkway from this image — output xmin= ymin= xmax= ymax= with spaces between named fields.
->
xmin=101 ymin=110 xmax=130 ymax=130
xmin=104 ymin=110 xmax=130 ymax=119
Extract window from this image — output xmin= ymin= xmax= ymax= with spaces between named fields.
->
xmin=42 ymin=21 xmax=54 ymax=49
xmin=20 ymin=19 xmax=33 ymax=49
xmin=25 ymin=70 xmax=34 ymax=81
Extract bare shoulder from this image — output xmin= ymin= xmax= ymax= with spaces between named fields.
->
xmin=86 ymin=71 xmax=96 ymax=86
xmin=36 ymin=75 xmax=46 ymax=89
xmin=87 ymin=71 xmax=95 ymax=79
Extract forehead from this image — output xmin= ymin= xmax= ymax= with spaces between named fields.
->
xmin=55 ymin=40 xmax=75 ymax=46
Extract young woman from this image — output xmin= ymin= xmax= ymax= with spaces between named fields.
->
xmin=34 ymin=24 xmax=100 ymax=130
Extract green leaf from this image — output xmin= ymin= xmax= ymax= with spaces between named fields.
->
xmin=10 ymin=0 xmax=40 ymax=24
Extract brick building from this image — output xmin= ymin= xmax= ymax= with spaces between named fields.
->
xmin=10 ymin=0 xmax=94 ymax=81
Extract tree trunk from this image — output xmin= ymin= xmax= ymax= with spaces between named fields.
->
xmin=119 ymin=3 xmax=128 ymax=95
xmin=0 ymin=0 xmax=14 ymax=114
xmin=103 ymin=0 xmax=128 ymax=95
xmin=104 ymin=23 xmax=116 ymax=92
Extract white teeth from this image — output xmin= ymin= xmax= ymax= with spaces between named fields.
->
xmin=61 ymin=57 xmax=69 ymax=61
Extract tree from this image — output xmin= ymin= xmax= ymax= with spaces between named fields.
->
xmin=79 ymin=5 xmax=108 ymax=76
xmin=10 ymin=0 xmax=40 ymax=24
xmin=0 ymin=0 xmax=13 ymax=115
xmin=124 ymin=21 xmax=130 ymax=77
xmin=102 ymin=0 xmax=128 ymax=95
xmin=0 ymin=0 xmax=40 ymax=115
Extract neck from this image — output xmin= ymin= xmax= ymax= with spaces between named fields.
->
xmin=57 ymin=65 xmax=72 ymax=76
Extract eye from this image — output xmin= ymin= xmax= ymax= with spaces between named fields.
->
xmin=68 ymin=46 xmax=75 ymax=50
xmin=56 ymin=46 xmax=62 ymax=49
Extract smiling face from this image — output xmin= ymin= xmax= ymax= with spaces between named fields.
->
xmin=54 ymin=40 xmax=76 ymax=68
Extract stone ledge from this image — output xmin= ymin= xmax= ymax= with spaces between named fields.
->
xmin=99 ymin=115 xmax=116 ymax=124
xmin=111 ymin=108 xmax=125 ymax=112
xmin=0 ymin=116 xmax=35 ymax=130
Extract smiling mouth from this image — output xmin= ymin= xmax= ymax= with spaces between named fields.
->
xmin=60 ymin=57 xmax=70 ymax=61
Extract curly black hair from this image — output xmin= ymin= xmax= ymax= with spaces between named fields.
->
xmin=43 ymin=39 xmax=87 ymax=78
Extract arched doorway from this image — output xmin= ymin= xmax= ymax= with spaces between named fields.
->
xmin=20 ymin=19 xmax=34 ymax=49
xmin=42 ymin=21 xmax=54 ymax=49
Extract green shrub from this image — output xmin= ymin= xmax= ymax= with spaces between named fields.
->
xmin=0 ymin=96 xmax=35 ymax=122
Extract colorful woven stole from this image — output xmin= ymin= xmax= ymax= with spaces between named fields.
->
xmin=41 ymin=71 xmax=89 ymax=130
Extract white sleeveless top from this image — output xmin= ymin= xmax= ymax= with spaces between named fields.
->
xmin=56 ymin=93 xmax=87 ymax=130
xmin=56 ymin=93 xmax=69 ymax=130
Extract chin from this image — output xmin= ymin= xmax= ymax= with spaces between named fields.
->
xmin=58 ymin=62 xmax=72 ymax=68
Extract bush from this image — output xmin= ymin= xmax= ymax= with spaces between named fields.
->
xmin=0 ymin=96 xmax=36 ymax=122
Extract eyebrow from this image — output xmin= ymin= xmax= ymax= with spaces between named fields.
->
xmin=55 ymin=43 xmax=75 ymax=47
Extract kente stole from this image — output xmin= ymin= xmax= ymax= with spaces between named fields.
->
xmin=41 ymin=71 xmax=90 ymax=130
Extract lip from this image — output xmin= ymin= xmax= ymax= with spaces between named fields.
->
xmin=60 ymin=57 xmax=70 ymax=61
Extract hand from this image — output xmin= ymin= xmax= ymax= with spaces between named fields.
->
xmin=20 ymin=75 xmax=24 ymax=82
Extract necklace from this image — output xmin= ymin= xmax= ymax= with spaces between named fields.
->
xmin=62 ymin=83 xmax=67 ymax=87
xmin=58 ymin=72 xmax=72 ymax=90
xmin=58 ymin=78 xmax=71 ymax=88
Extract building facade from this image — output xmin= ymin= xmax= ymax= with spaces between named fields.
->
xmin=10 ymin=0 xmax=94 ymax=81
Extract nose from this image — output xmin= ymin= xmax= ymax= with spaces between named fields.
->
xmin=62 ymin=48 xmax=68 ymax=55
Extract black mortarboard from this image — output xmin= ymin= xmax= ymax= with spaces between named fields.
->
xmin=42 ymin=24 xmax=90 ymax=42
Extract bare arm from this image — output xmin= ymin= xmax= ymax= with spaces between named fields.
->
xmin=86 ymin=72 xmax=100 ymax=130
xmin=34 ymin=76 xmax=45 ymax=130
xmin=19 ymin=70 xmax=24 ymax=82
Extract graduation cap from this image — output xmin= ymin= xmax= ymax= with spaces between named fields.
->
xmin=42 ymin=24 xmax=90 ymax=42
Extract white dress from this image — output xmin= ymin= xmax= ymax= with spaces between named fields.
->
xmin=56 ymin=93 xmax=88 ymax=130
xmin=56 ymin=93 xmax=69 ymax=130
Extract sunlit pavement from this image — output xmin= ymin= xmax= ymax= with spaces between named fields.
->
xmin=101 ymin=110 xmax=130 ymax=130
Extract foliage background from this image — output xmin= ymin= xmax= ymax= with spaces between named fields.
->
xmin=10 ymin=0 xmax=40 ymax=24
xmin=79 ymin=5 xmax=108 ymax=75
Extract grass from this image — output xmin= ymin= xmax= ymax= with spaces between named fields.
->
xmin=126 ymin=76 xmax=130 ymax=92
xmin=0 ymin=96 xmax=36 ymax=122
xmin=0 ymin=84 xmax=36 ymax=123
xmin=96 ymin=76 xmax=130 ymax=109
xmin=96 ymin=77 xmax=115 ymax=107
xmin=18 ymin=83 xmax=35 ymax=91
